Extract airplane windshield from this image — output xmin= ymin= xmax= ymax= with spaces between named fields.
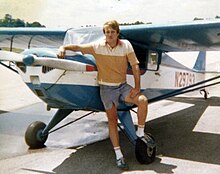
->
xmin=63 ymin=27 xmax=104 ymax=45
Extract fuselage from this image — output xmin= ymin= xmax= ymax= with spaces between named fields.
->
xmin=15 ymin=48 xmax=205 ymax=111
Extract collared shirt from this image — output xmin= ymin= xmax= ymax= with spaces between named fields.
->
xmin=80 ymin=39 xmax=139 ymax=86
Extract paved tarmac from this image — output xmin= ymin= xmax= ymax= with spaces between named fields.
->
xmin=1 ymin=65 xmax=220 ymax=174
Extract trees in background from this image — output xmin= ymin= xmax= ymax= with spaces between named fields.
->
xmin=1 ymin=13 xmax=220 ymax=27
xmin=0 ymin=14 xmax=45 ymax=27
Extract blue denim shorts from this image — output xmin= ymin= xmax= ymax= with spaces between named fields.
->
xmin=100 ymin=83 xmax=132 ymax=110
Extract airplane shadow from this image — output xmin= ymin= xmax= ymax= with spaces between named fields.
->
xmin=148 ymin=96 xmax=220 ymax=165
xmin=52 ymin=96 xmax=220 ymax=173
xmin=53 ymin=134 xmax=176 ymax=174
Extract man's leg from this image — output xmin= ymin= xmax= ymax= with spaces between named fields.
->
xmin=105 ymin=103 xmax=120 ymax=149
xmin=106 ymin=104 xmax=128 ymax=170
xmin=125 ymin=94 xmax=148 ymax=137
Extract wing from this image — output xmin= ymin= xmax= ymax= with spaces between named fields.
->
xmin=120 ymin=20 xmax=220 ymax=52
xmin=0 ymin=27 xmax=67 ymax=52
xmin=0 ymin=27 xmax=98 ymax=72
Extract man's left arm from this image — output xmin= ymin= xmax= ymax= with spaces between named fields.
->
xmin=130 ymin=64 xmax=141 ymax=98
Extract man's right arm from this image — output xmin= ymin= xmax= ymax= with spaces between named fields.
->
xmin=57 ymin=44 xmax=82 ymax=59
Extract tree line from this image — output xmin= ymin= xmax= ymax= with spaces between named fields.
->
xmin=0 ymin=14 xmax=45 ymax=27
xmin=194 ymin=16 xmax=220 ymax=21
xmin=1 ymin=13 xmax=219 ymax=28
xmin=120 ymin=21 xmax=152 ymax=26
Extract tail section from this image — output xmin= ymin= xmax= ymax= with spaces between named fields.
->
xmin=193 ymin=51 xmax=206 ymax=72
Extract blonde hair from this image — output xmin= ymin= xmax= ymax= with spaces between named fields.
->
xmin=103 ymin=20 xmax=120 ymax=34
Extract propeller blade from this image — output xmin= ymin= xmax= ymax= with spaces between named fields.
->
xmin=23 ymin=54 xmax=96 ymax=71
xmin=0 ymin=51 xmax=96 ymax=71
xmin=0 ymin=50 xmax=23 ymax=62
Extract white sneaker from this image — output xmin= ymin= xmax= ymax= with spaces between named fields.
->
xmin=116 ymin=157 xmax=129 ymax=170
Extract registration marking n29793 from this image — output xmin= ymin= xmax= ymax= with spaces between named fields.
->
xmin=175 ymin=71 xmax=195 ymax=87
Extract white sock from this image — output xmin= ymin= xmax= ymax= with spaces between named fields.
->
xmin=136 ymin=125 xmax=145 ymax=137
xmin=114 ymin=147 xmax=123 ymax=160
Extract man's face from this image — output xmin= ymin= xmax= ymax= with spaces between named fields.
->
xmin=104 ymin=26 xmax=119 ymax=43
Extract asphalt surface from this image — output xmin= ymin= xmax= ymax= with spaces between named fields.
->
xmin=1 ymin=65 xmax=220 ymax=174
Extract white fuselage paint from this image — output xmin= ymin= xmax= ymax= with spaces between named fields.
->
xmin=17 ymin=62 xmax=205 ymax=91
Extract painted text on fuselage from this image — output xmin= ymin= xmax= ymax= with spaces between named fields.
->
xmin=175 ymin=71 xmax=195 ymax=87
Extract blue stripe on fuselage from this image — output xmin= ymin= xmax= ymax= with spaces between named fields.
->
xmin=26 ymin=83 xmax=176 ymax=111
xmin=26 ymin=83 xmax=104 ymax=111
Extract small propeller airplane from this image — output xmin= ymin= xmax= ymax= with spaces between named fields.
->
xmin=1 ymin=19 xmax=220 ymax=164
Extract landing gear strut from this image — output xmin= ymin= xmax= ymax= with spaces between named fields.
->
xmin=24 ymin=109 xmax=157 ymax=164
xmin=24 ymin=109 xmax=94 ymax=149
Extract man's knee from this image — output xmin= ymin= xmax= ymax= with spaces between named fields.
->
xmin=138 ymin=95 xmax=148 ymax=107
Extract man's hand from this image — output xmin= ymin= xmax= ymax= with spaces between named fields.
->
xmin=129 ymin=88 xmax=140 ymax=98
xmin=57 ymin=46 xmax=65 ymax=59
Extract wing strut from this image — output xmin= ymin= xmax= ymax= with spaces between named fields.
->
xmin=46 ymin=111 xmax=95 ymax=135
xmin=148 ymin=75 xmax=220 ymax=103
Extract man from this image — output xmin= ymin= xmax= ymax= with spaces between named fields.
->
xmin=58 ymin=20 xmax=148 ymax=170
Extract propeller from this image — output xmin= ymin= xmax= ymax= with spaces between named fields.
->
xmin=0 ymin=50 xmax=96 ymax=72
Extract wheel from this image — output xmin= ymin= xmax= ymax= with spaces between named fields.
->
xmin=135 ymin=133 xmax=156 ymax=164
xmin=25 ymin=121 xmax=48 ymax=149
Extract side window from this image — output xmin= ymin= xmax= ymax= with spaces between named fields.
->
xmin=147 ymin=51 xmax=161 ymax=71
xmin=132 ymin=43 xmax=161 ymax=71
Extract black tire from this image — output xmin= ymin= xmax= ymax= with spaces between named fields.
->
xmin=135 ymin=134 xmax=156 ymax=164
xmin=25 ymin=121 xmax=48 ymax=149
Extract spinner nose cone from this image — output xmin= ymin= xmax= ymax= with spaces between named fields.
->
xmin=23 ymin=54 xmax=35 ymax=65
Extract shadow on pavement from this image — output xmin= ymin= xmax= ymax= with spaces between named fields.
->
xmin=148 ymin=96 xmax=220 ymax=165
xmin=52 ymin=96 xmax=220 ymax=173
xmin=53 ymin=136 xmax=176 ymax=174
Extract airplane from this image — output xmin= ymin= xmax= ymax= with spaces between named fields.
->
xmin=1 ymin=19 xmax=220 ymax=164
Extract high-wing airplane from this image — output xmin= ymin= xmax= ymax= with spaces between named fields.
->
xmin=1 ymin=19 xmax=220 ymax=164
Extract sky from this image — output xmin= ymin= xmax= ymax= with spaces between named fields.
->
xmin=1 ymin=0 xmax=220 ymax=28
